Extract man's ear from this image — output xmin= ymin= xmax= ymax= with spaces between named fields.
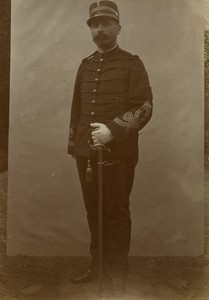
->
xmin=117 ymin=24 xmax=121 ymax=35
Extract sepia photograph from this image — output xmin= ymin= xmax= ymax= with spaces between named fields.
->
xmin=0 ymin=0 xmax=208 ymax=299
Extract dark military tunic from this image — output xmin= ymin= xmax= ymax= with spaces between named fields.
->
xmin=68 ymin=45 xmax=153 ymax=159
xmin=68 ymin=45 xmax=153 ymax=278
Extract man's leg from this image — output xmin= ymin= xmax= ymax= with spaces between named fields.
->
xmin=71 ymin=156 xmax=136 ymax=288
xmin=75 ymin=157 xmax=99 ymax=270
xmin=103 ymin=158 xmax=136 ymax=279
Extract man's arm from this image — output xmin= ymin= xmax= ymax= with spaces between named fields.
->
xmin=107 ymin=58 xmax=153 ymax=140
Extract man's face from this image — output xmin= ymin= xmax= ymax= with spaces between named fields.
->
xmin=89 ymin=17 xmax=121 ymax=51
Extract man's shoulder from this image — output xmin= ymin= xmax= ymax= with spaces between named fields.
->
xmin=81 ymin=51 xmax=97 ymax=63
xmin=118 ymin=48 xmax=140 ymax=60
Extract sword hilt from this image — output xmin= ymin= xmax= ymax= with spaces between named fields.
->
xmin=89 ymin=143 xmax=111 ymax=153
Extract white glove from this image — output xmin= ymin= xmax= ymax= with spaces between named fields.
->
xmin=90 ymin=123 xmax=114 ymax=145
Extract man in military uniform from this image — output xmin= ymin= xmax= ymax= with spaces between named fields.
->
xmin=68 ymin=0 xmax=153 ymax=296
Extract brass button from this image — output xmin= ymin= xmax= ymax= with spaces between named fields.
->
xmin=95 ymin=78 xmax=99 ymax=81
xmin=97 ymin=69 xmax=101 ymax=72
xmin=100 ymin=58 xmax=104 ymax=62
xmin=91 ymin=112 xmax=95 ymax=115
xmin=92 ymin=100 xmax=96 ymax=103
xmin=93 ymin=89 xmax=97 ymax=93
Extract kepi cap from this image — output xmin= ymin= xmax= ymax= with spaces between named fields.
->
xmin=87 ymin=1 xmax=119 ymax=26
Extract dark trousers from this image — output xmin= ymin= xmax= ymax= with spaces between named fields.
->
xmin=76 ymin=156 xmax=136 ymax=278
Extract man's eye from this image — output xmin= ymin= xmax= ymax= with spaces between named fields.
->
xmin=103 ymin=22 xmax=110 ymax=27
xmin=91 ymin=23 xmax=98 ymax=28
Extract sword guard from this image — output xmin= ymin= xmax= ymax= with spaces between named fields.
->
xmin=89 ymin=142 xmax=111 ymax=153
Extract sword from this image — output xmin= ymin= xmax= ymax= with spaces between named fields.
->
xmin=90 ymin=143 xmax=111 ymax=293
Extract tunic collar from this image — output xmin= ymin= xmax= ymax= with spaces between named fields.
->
xmin=97 ymin=44 xmax=118 ymax=54
xmin=96 ymin=45 xmax=119 ymax=58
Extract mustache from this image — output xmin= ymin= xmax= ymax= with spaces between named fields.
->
xmin=95 ymin=34 xmax=107 ymax=39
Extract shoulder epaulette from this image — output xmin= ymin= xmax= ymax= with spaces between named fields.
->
xmin=82 ymin=51 xmax=97 ymax=63
xmin=120 ymin=49 xmax=140 ymax=60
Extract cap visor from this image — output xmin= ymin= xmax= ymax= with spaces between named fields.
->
xmin=87 ymin=15 xmax=119 ymax=26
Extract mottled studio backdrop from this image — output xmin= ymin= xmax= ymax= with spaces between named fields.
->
xmin=7 ymin=0 xmax=204 ymax=256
